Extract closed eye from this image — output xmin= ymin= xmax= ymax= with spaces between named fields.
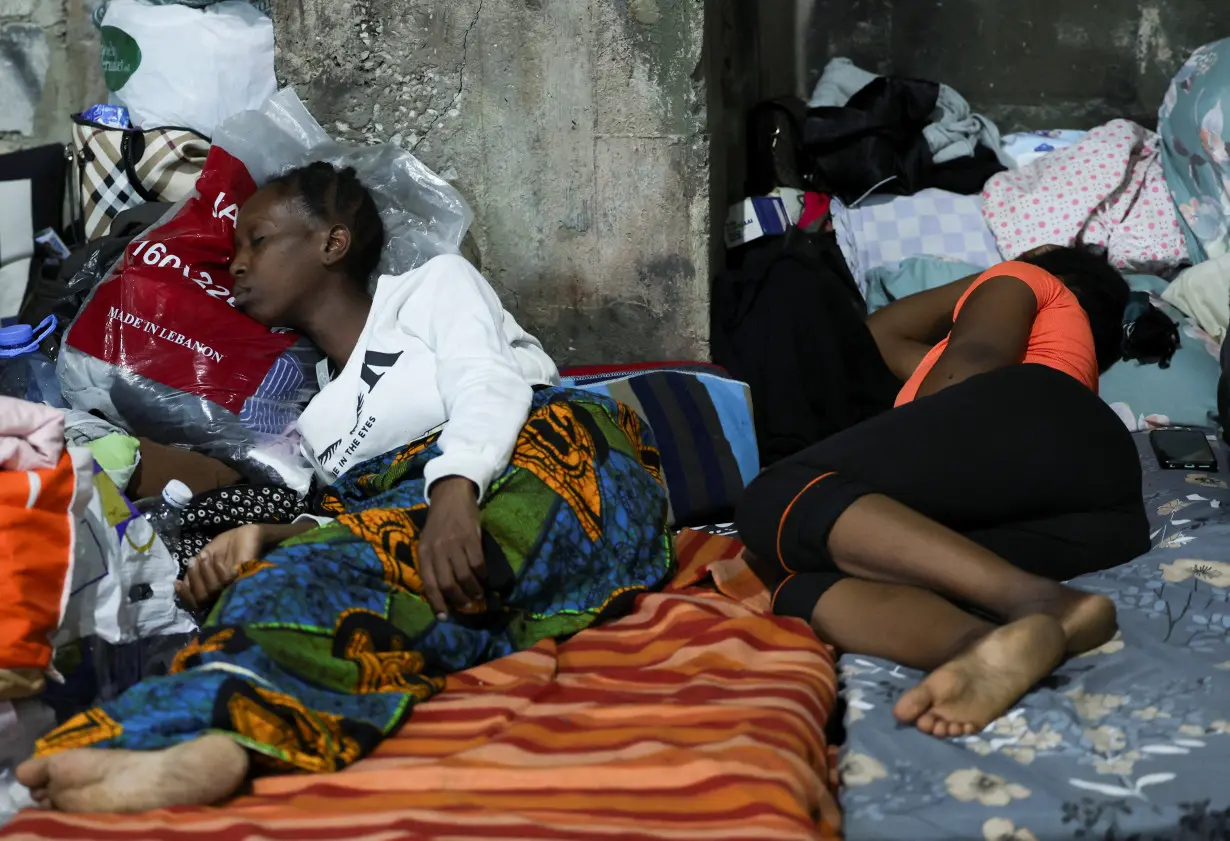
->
xmin=251 ymin=236 xmax=265 ymax=247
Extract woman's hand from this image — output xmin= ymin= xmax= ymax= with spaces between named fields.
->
xmin=175 ymin=521 xmax=314 ymax=613
xmin=418 ymin=476 xmax=486 ymax=617
xmin=176 ymin=524 xmax=265 ymax=612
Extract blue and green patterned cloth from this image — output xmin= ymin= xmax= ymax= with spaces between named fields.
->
xmin=1160 ymin=38 xmax=1230 ymax=264
xmin=33 ymin=387 xmax=674 ymax=772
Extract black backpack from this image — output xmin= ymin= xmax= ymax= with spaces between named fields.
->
xmin=712 ymin=229 xmax=901 ymax=466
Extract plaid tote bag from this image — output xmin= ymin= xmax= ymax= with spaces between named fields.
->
xmin=70 ymin=115 xmax=210 ymax=241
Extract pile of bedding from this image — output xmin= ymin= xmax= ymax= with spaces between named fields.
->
xmin=0 ymin=530 xmax=844 ymax=841
xmin=836 ymin=433 xmax=1230 ymax=841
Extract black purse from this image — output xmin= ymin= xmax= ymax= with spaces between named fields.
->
xmin=1121 ymin=291 xmax=1181 ymax=369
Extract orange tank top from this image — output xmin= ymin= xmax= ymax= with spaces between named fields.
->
xmin=895 ymin=261 xmax=1099 ymax=407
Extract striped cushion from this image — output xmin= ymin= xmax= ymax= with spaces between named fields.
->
xmin=560 ymin=360 xmax=731 ymax=386
xmin=568 ymin=370 xmax=759 ymax=527
xmin=1 ymin=530 xmax=842 ymax=841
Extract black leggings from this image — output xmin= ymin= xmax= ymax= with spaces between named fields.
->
xmin=735 ymin=364 xmax=1151 ymax=620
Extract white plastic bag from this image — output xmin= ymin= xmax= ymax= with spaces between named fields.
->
xmin=214 ymin=88 xmax=475 ymax=276
xmin=99 ymin=0 xmax=276 ymax=135
xmin=55 ymin=447 xmax=197 ymax=647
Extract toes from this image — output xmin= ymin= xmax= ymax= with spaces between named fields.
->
xmin=916 ymin=717 xmax=971 ymax=739
xmin=893 ymin=685 xmax=934 ymax=724
xmin=16 ymin=757 xmax=50 ymax=791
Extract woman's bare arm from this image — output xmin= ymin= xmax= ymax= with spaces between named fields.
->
xmin=914 ymin=276 xmax=1038 ymax=399
xmin=866 ymin=274 xmax=981 ymax=380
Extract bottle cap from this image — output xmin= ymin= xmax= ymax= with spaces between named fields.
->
xmin=0 ymin=324 xmax=35 ymax=358
xmin=161 ymin=480 xmax=193 ymax=508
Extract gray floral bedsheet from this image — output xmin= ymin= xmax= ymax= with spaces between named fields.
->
xmin=838 ymin=432 xmax=1230 ymax=841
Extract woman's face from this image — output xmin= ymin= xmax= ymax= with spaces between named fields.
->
xmin=230 ymin=186 xmax=326 ymax=327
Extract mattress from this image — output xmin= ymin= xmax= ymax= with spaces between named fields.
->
xmin=837 ymin=432 xmax=1230 ymax=841
xmin=2 ymin=530 xmax=842 ymax=841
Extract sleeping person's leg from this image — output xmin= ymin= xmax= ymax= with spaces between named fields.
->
xmin=737 ymin=364 xmax=1149 ymax=733
xmin=805 ymin=576 xmax=1064 ymax=737
xmin=823 ymin=495 xmax=1120 ymax=652
xmin=742 ymin=365 xmax=1142 ymax=647
xmin=18 ymin=735 xmax=248 ymax=813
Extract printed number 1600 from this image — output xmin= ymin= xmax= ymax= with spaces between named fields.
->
xmin=130 ymin=240 xmax=236 ymax=307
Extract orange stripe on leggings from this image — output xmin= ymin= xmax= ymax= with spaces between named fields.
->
xmin=775 ymin=471 xmax=836 ymax=573
xmin=771 ymin=573 xmax=796 ymax=612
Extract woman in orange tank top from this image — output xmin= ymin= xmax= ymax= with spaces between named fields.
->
xmin=737 ymin=246 xmax=1152 ymax=740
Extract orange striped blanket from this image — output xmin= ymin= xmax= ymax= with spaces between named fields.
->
xmin=2 ymin=530 xmax=841 ymax=841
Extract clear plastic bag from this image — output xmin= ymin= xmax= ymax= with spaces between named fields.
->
xmin=56 ymin=88 xmax=472 ymax=489
xmin=215 ymin=88 xmax=473 ymax=277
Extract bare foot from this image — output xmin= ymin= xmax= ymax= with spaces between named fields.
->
xmin=893 ymin=614 xmax=1066 ymax=738
xmin=16 ymin=734 xmax=248 ymax=812
xmin=1010 ymin=584 xmax=1118 ymax=654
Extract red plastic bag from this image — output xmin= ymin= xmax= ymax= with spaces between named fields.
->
xmin=66 ymin=147 xmax=296 ymax=413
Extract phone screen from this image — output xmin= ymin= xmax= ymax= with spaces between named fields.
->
xmin=1152 ymin=429 xmax=1217 ymax=467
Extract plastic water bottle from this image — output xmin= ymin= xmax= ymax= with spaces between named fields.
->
xmin=136 ymin=480 xmax=193 ymax=558
xmin=0 ymin=316 xmax=64 ymax=407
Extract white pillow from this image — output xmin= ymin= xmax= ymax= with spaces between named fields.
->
xmin=1161 ymin=254 xmax=1230 ymax=344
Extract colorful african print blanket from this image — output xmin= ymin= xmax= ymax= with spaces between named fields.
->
xmin=34 ymin=388 xmax=674 ymax=773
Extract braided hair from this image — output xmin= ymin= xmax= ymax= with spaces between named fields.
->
xmin=267 ymin=162 xmax=385 ymax=285
xmin=1019 ymin=246 xmax=1183 ymax=372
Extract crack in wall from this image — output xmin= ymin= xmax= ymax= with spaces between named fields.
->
xmin=412 ymin=0 xmax=483 ymax=153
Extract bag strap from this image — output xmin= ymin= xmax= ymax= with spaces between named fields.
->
xmin=121 ymin=131 xmax=162 ymax=203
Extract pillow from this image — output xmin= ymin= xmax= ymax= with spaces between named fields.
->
xmin=559 ymin=361 xmax=730 ymax=388
xmin=1160 ymin=254 xmax=1230 ymax=344
xmin=1099 ymin=274 xmax=1222 ymax=427
xmin=571 ymin=370 xmax=758 ymax=528
xmin=864 ymin=257 xmax=983 ymax=313
xmin=1159 ymin=38 xmax=1230 ymax=263
xmin=832 ymin=189 xmax=1002 ymax=294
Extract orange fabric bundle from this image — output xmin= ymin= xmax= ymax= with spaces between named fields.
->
xmin=0 ymin=450 xmax=78 ymax=698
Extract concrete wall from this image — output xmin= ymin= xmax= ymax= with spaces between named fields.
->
xmin=0 ymin=0 xmax=104 ymax=153
xmin=0 ymin=0 xmax=709 ymax=364
xmin=273 ymin=0 xmax=710 ymax=366
xmin=773 ymin=0 xmax=1229 ymax=131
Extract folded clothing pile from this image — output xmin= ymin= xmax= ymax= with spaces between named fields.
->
xmin=832 ymin=188 xmax=1004 ymax=293
xmin=982 ymin=119 xmax=1188 ymax=276
xmin=804 ymin=57 xmax=1007 ymax=204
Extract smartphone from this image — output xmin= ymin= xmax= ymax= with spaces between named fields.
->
xmin=1150 ymin=428 xmax=1219 ymax=471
